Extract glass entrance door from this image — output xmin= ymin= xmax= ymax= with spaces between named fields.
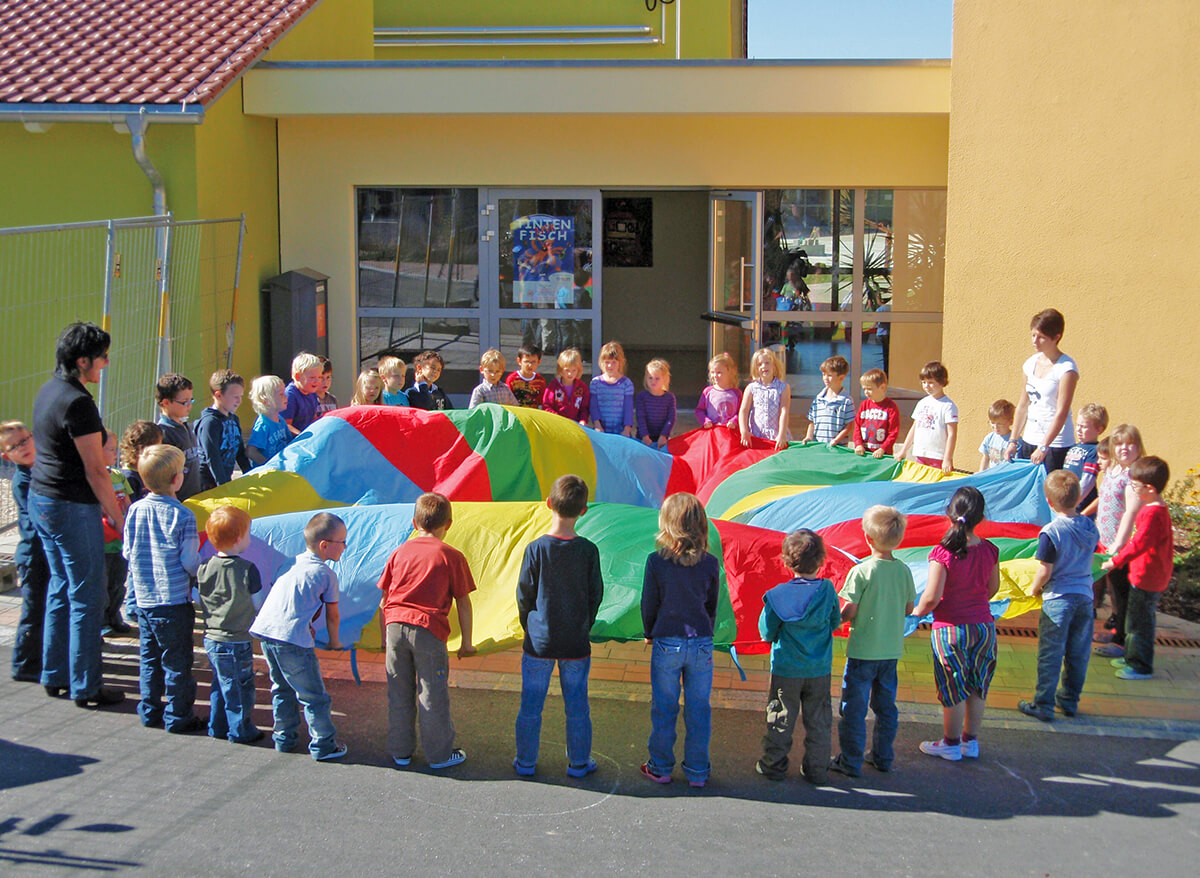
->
xmin=481 ymin=189 xmax=602 ymax=371
xmin=706 ymin=191 xmax=763 ymax=374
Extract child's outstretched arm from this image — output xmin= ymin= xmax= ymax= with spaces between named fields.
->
xmin=941 ymin=422 xmax=957 ymax=474
xmin=324 ymin=600 xmax=341 ymax=650
xmin=738 ymin=388 xmax=753 ymax=447
xmin=455 ymin=593 xmax=476 ymax=657
xmin=774 ymin=391 xmax=791 ymax=451
xmin=1030 ymin=560 xmax=1053 ymax=597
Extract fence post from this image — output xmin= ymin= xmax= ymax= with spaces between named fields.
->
xmin=98 ymin=219 xmax=116 ymax=420
xmin=226 ymin=213 xmax=246 ymax=369
xmin=155 ymin=215 xmax=173 ymax=378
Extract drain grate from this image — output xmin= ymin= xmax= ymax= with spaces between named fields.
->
xmin=916 ymin=622 xmax=1200 ymax=649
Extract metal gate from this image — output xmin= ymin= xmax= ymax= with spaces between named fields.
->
xmin=0 ymin=214 xmax=244 ymax=534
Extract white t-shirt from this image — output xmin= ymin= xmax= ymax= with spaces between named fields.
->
xmin=911 ymin=394 xmax=959 ymax=461
xmin=1021 ymin=353 xmax=1078 ymax=448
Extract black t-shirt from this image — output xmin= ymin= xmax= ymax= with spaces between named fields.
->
xmin=31 ymin=373 xmax=106 ymax=503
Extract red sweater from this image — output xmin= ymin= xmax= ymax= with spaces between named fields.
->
xmin=1109 ymin=504 xmax=1173 ymax=592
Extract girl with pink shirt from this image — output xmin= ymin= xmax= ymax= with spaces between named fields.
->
xmin=912 ymin=486 xmax=1000 ymax=762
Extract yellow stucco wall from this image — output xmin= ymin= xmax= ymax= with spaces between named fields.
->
xmin=275 ymin=112 xmax=949 ymax=400
xmin=194 ymin=83 xmax=282 ymax=384
xmin=944 ymin=0 xmax=1200 ymax=478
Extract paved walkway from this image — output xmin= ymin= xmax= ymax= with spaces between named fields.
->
xmin=5 ymin=584 xmax=1199 ymax=739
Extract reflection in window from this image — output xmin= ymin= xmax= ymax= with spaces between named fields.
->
xmin=499 ymin=318 xmax=593 ymax=366
xmin=890 ymin=189 xmax=946 ymax=312
xmin=762 ymin=320 xmax=847 ymax=399
xmin=357 ymin=317 xmax=480 ymax=396
xmin=356 ymin=188 xmax=479 ymax=309
xmin=763 ymin=189 xmax=852 ymax=313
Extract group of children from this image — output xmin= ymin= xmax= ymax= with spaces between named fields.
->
xmin=2 ymin=323 xmax=1177 ymax=783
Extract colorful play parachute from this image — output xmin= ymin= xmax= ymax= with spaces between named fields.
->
xmin=188 ymin=405 xmax=1099 ymax=654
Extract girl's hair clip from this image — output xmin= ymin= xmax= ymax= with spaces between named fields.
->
xmin=956 ymin=515 xmax=967 ymax=524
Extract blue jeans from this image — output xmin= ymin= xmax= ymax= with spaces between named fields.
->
xmin=137 ymin=603 xmax=197 ymax=728
xmin=647 ymin=636 xmax=714 ymax=783
xmin=204 ymin=638 xmax=259 ymax=742
xmin=30 ymin=492 xmax=106 ymax=699
xmin=11 ymin=554 xmax=50 ymax=682
xmin=837 ymin=658 xmax=899 ymax=772
xmin=260 ymin=638 xmax=338 ymax=759
xmin=1034 ymin=594 xmax=1093 ymax=711
xmin=514 ymin=653 xmax=592 ymax=771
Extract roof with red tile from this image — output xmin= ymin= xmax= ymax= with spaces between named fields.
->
xmin=0 ymin=0 xmax=324 ymax=108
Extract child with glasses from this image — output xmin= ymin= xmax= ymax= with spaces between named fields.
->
xmin=154 ymin=373 xmax=202 ymax=501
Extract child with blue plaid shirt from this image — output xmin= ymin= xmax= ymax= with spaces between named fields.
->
xmin=122 ymin=443 xmax=205 ymax=733
xmin=804 ymin=356 xmax=855 ymax=446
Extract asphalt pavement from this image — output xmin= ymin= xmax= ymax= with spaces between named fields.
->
xmin=2 ymin=646 xmax=1199 ymax=877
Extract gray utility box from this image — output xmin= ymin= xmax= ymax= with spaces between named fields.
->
xmin=261 ymin=269 xmax=329 ymax=379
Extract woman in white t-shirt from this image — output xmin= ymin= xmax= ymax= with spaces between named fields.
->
xmin=1005 ymin=308 xmax=1078 ymax=471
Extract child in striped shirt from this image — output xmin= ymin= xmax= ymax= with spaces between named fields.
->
xmin=635 ymin=358 xmax=676 ymax=450
xmin=589 ymin=341 xmax=635 ymax=436
xmin=123 ymin=444 xmax=205 ymax=733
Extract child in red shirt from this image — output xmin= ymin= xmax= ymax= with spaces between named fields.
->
xmin=1101 ymin=456 xmax=1173 ymax=680
xmin=377 ymin=492 xmax=477 ymax=769
xmin=854 ymin=368 xmax=901 ymax=457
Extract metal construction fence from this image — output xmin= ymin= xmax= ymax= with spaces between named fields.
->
xmin=0 ymin=214 xmax=244 ymax=536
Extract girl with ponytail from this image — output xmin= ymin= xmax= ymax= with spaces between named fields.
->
xmin=912 ymin=486 xmax=1000 ymax=762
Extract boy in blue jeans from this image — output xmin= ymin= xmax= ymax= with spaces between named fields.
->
xmin=830 ymin=506 xmax=914 ymax=777
xmin=122 ymin=444 xmax=205 ymax=733
xmin=2 ymin=420 xmax=50 ymax=685
xmin=757 ymin=529 xmax=842 ymax=785
xmin=514 ymin=474 xmax=604 ymax=778
xmin=1019 ymin=470 xmax=1100 ymax=720
xmin=197 ymin=505 xmax=263 ymax=743
xmin=250 ymin=512 xmax=348 ymax=760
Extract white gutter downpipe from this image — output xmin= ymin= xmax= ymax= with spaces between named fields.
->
xmin=126 ymin=112 xmax=173 ymax=375
xmin=127 ymin=113 xmax=166 ymax=217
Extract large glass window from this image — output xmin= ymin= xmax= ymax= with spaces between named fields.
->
xmin=356 ymin=188 xmax=480 ymax=395
xmin=762 ymin=188 xmax=946 ymax=406
xmin=357 ymin=188 xmax=479 ymax=308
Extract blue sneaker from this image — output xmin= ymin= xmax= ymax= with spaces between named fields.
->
xmin=392 ymin=755 xmax=412 ymax=767
xmin=429 ymin=748 xmax=466 ymax=770
xmin=512 ymin=758 xmax=536 ymax=777
xmin=314 ymin=742 xmax=348 ymax=761
xmin=567 ymin=759 xmax=598 ymax=778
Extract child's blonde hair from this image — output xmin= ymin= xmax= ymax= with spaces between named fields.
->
xmin=249 ymin=375 xmax=285 ymax=415
xmin=655 ymin=492 xmax=709 ymax=567
xmin=598 ymin=341 xmax=626 ymax=374
xmin=1044 ymin=470 xmax=1081 ymax=512
xmin=750 ymin=347 xmax=784 ymax=383
xmin=118 ymin=420 xmax=163 ymax=469
xmin=1078 ymin=403 xmax=1109 ymax=431
xmin=862 ymin=505 xmax=907 ymax=551
xmin=1109 ymin=423 xmax=1145 ymax=459
xmin=291 ymin=352 xmax=322 ymax=379
xmin=350 ymin=369 xmax=383 ymax=405
xmin=988 ymin=399 xmax=1016 ymax=423
xmin=557 ymin=348 xmax=583 ymax=378
xmin=708 ymin=352 xmax=738 ymax=384
xmin=138 ymin=444 xmax=185 ymax=493
xmin=377 ymin=355 xmax=406 ymax=379
xmin=480 ymin=349 xmax=506 ymax=371
xmin=644 ymin=358 xmax=671 ymax=391
xmin=861 ymin=368 xmax=887 ymax=387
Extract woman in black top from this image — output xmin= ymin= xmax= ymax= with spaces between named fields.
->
xmin=29 ymin=322 xmax=126 ymax=707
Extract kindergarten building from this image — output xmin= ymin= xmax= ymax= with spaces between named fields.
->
xmin=1 ymin=0 xmax=1196 ymax=474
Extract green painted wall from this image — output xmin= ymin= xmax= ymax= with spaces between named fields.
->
xmin=195 ymin=82 xmax=282 ymax=382
xmin=373 ymin=0 xmax=743 ymax=60
xmin=0 ymin=121 xmax=197 ymax=227
xmin=263 ymin=0 xmax=375 ymax=62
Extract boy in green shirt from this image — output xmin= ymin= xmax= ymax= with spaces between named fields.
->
xmin=830 ymin=505 xmax=915 ymax=777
